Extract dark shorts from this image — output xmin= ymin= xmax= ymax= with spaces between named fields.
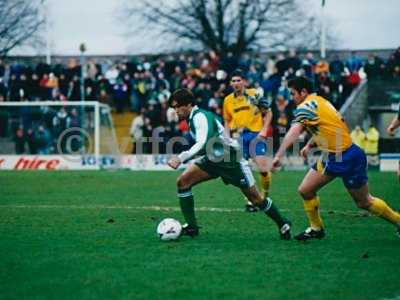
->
xmin=195 ymin=156 xmax=255 ymax=189
xmin=241 ymin=129 xmax=268 ymax=160
xmin=312 ymin=144 xmax=368 ymax=189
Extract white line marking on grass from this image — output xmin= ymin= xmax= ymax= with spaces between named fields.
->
xmin=0 ymin=204 xmax=241 ymax=212
xmin=0 ymin=204 xmax=371 ymax=216
xmin=382 ymin=295 xmax=400 ymax=300
xmin=0 ymin=204 xmax=258 ymax=211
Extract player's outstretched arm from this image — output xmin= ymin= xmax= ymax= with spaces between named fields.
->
xmin=272 ymin=123 xmax=304 ymax=171
xmin=258 ymin=110 xmax=272 ymax=139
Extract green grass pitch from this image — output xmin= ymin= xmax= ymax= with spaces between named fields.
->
xmin=0 ymin=171 xmax=399 ymax=300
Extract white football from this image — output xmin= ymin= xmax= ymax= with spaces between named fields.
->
xmin=157 ymin=218 xmax=182 ymax=241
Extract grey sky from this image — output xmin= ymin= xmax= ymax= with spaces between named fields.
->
xmin=16 ymin=0 xmax=400 ymax=55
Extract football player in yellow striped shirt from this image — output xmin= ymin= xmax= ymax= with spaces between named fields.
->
xmin=272 ymin=76 xmax=400 ymax=240
xmin=223 ymin=69 xmax=273 ymax=212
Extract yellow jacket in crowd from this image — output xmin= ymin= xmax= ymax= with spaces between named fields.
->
xmin=365 ymin=126 xmax=380 ymax=155
xmin=350 ymin=126 xmax=366 ymax=150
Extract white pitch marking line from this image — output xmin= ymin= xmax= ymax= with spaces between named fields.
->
xmin=0 ymin=204 xmax=241 ymax=212
xmin=0 ymin=204 xmax=370 ymax=216
xmin=382 ymin=295 xmax=400 ymax=300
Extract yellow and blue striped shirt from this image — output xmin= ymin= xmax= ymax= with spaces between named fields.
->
xmin=293 ymin=94 xmax=352 ymax=153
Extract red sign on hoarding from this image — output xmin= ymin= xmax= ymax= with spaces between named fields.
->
xmin=14 ymin=157 xmax=60 ymax=170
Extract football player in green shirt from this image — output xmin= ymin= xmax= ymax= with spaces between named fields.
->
xmin=167 ymin=88 xmax=291 ymax=240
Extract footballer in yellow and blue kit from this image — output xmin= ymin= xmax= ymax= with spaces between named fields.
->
xmin=274 ymin=76 xmax=400 ymax=241
xmin=293 ymin=94 xmax=368 ymax=189
xmin=223 ymin=88 xmax=271 ymax=159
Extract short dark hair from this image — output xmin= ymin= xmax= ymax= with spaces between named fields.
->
xmin=288 ymin=76 xmax=314 ymax=94
xmin=169 ymin=88 xmax=194 ymax=107
xmin=230 ymin=69 xmax=245 ymax=80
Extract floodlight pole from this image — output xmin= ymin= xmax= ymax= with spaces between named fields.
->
xmin=42 ymin=0 xmax=51 ymax=64
xmin=94 ymin=102 xmax=100 ymax=169
xmin=79 ymin=43 xmax=86 ymax=156
xmin=320 ymin=0 xmax=326 ymax=59
xmin=79 ymin=43 xmax=86 ymax=101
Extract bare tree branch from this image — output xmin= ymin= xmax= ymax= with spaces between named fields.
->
xmin=0 ymin=0 xmax=44 ymax=56
xmin=121 ymin=0 xmax=336 ymax=57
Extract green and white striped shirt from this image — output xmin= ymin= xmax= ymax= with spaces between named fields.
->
xmin=178 ymin=106 xmax=239 ymax=162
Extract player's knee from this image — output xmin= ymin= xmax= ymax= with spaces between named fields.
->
xmin=298 ymin=186 xmax=314 ymax=199
xmin=176 ymin=175 xmax=191 ymax=189
xmin=255 ymin=161 xmax=269 ymax=174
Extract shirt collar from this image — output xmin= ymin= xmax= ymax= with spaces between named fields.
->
xmin=234 ymin=90 xmax=245 ymax=98
xmin=189 ymin=105 xmax=199 ymax=119
xmin=300 ymin=93 xmax=317 ymax=105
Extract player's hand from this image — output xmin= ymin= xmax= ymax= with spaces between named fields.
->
xmin=168 ymin=157 xmax=181 ymax=169
xmin=271 ymin=156 xmax=281 ymax=172
xmin=387 ymin=125 xmax=396 ymax=136
xmin=257 ymin=132 xmax=267 ymax=140
xmin=300 ymin=144 xmax=312 ymax=159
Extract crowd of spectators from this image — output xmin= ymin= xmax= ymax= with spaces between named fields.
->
xmin=0 ymin=47 xmax=399 ymax=154
xmin=0 ymin=105 xmax=82 ymax=154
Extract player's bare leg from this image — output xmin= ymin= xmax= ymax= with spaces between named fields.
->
xmin=295 ymin=169 xmax=335 ymax=241
xmin=298 ymin=168 xmax=335 ymax=199
xmin=240 ymin=185 xmax=264 ymax=206
xmin=347 ymin=183 xmax=400 ymax=235
xmin=176 ymin=164 xmax=214 ymax=237
xmin=241 ymin=185 xmax=292 ymax=240
xmin=177 ymin=163 xmax=214 ymax=189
